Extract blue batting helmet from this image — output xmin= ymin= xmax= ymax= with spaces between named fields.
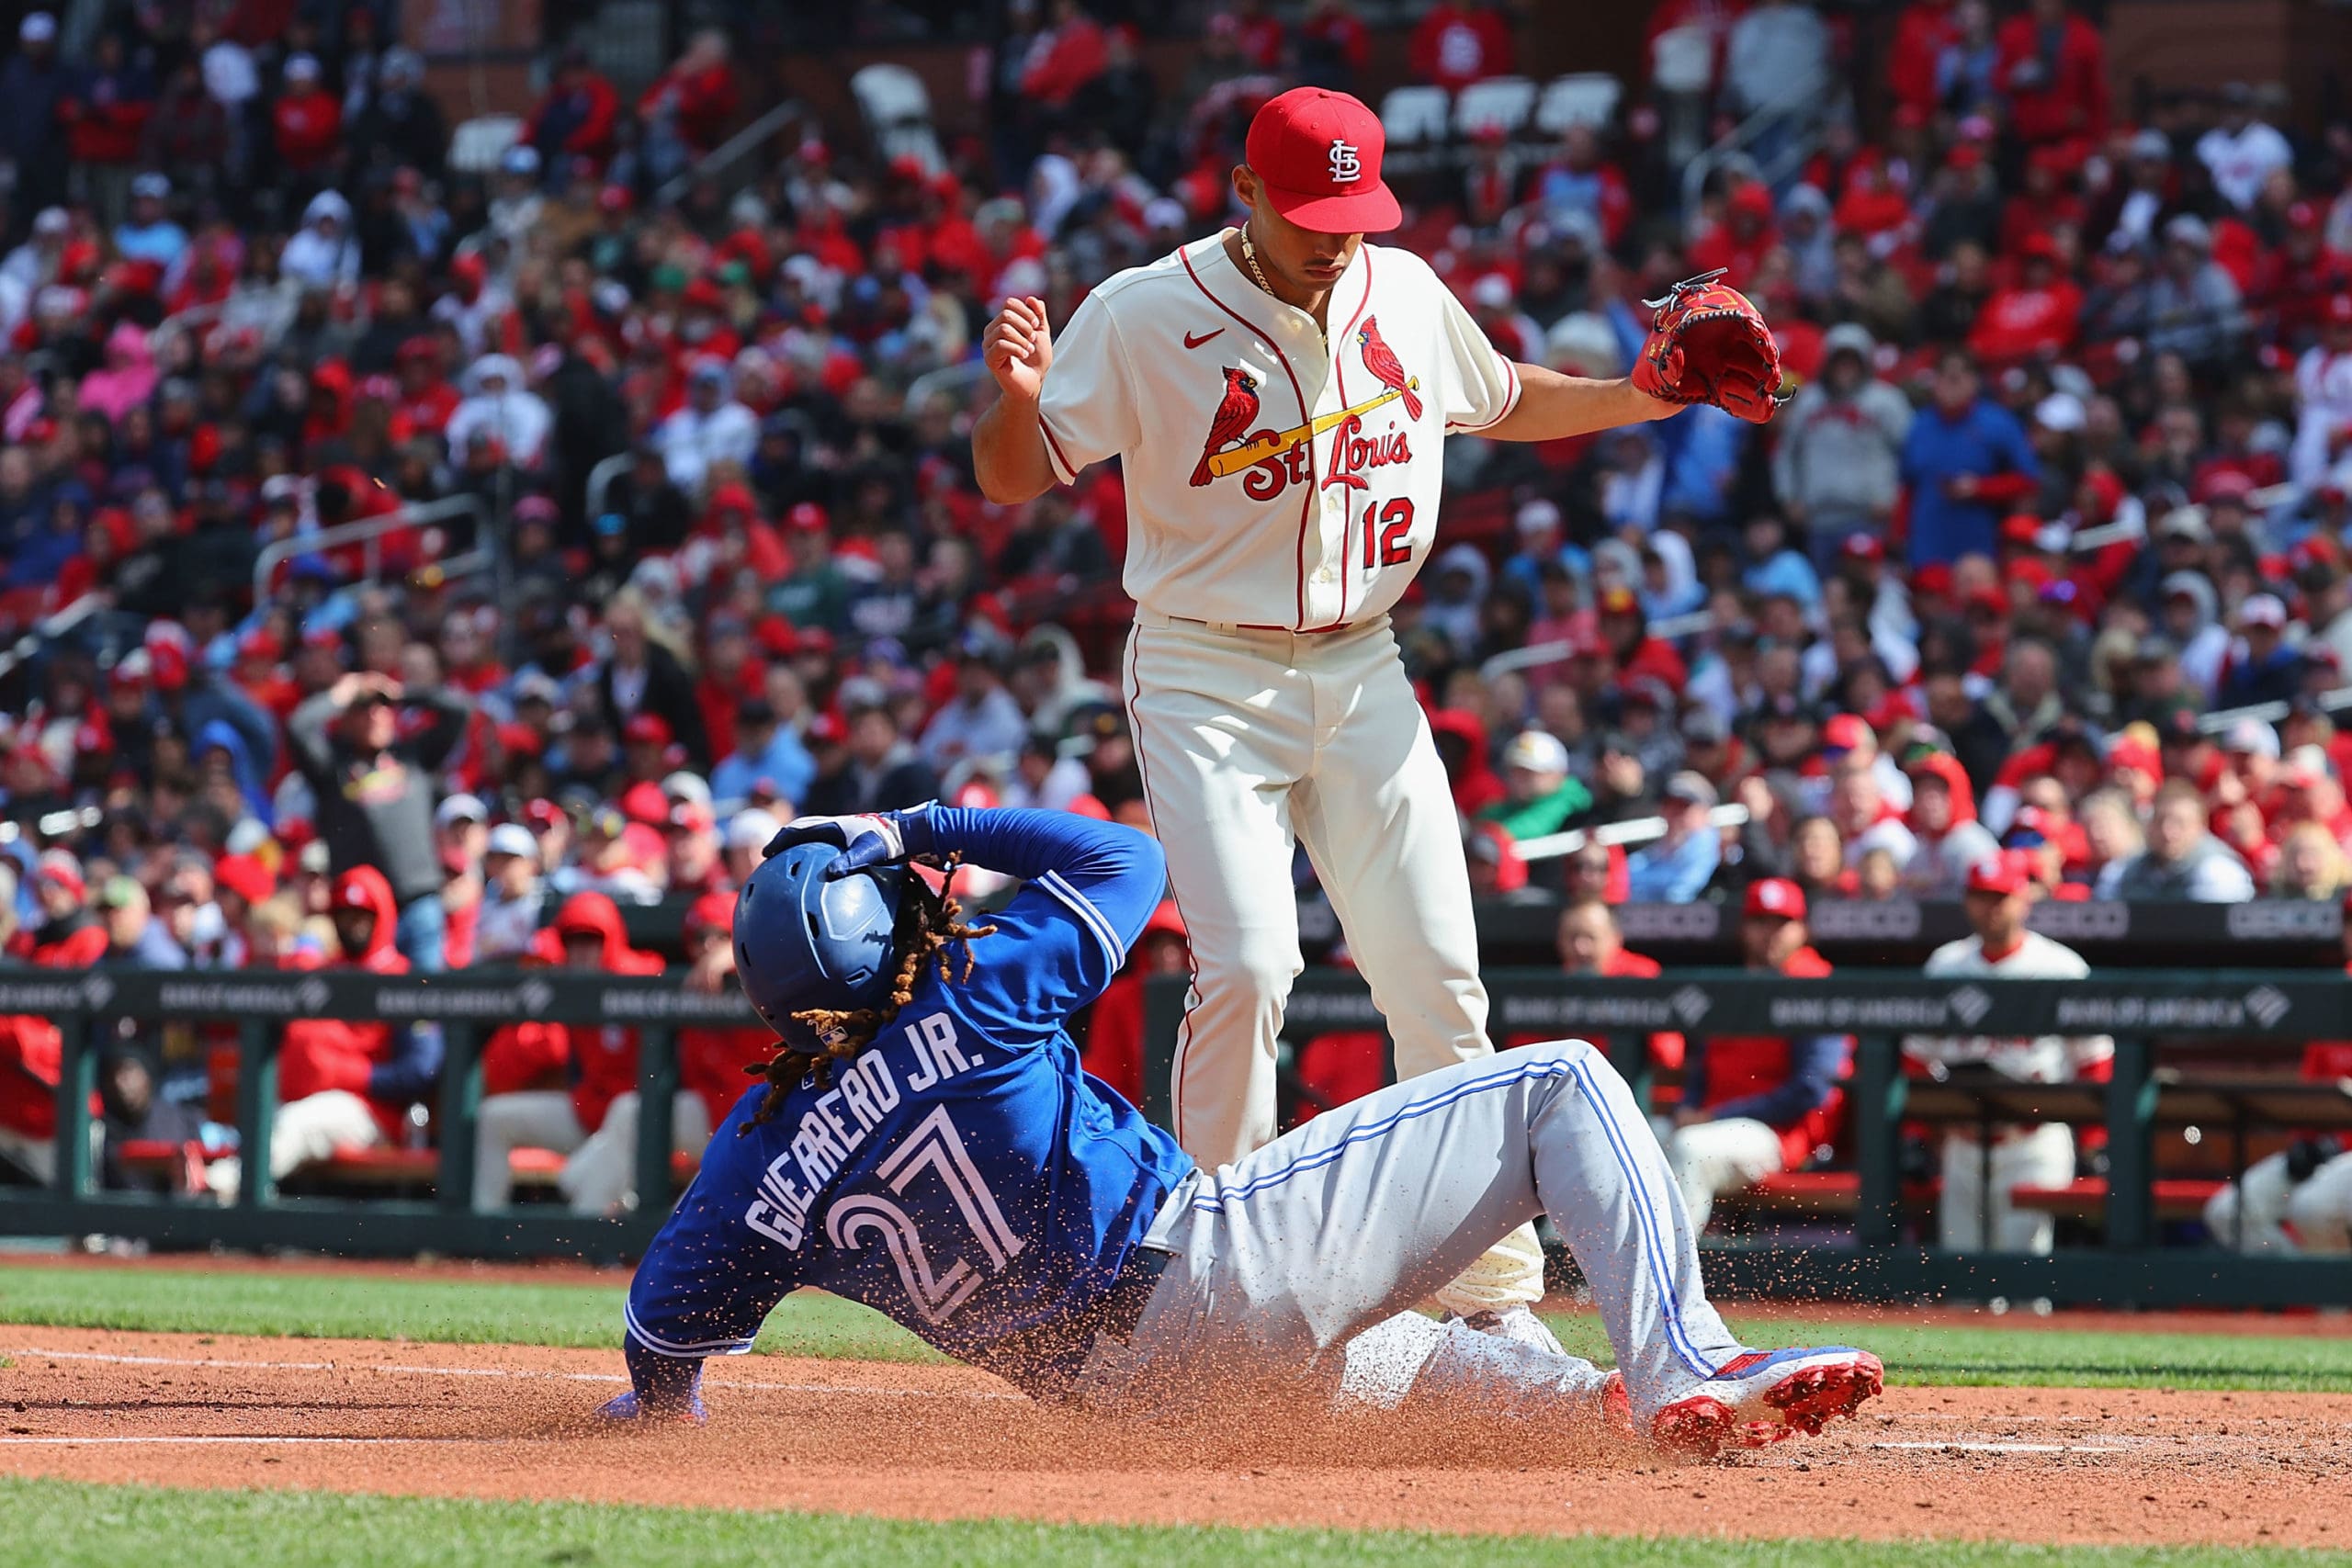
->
xmin=732 ymin=842 xmax=905 ymax=1046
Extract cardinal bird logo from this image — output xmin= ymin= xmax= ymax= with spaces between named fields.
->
xmin=1191 ymin=366 xmax=1262 ymax=487
xmin=1356 ymin=316 xmax=1423 ymax=422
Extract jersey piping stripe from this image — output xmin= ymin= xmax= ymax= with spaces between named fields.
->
xmin=1035 ymin=869 xmax=1125 ymax=976
xmin=1307 ymin=251 xmax=1378 ymax=635
xmin=623 ymin=1300 xmax=758 ymax=1359
xmin=1564 ymin=1053 xmax=1724 ymax=1382
xmin=1122 ymin=628 xmax=1204 ymax=1145
xmin=1446 ymin=355 xmax=1521 ymax=434
xmin=1190 ymin=1052 xmax=1574 ymax=1208
xmin=1176 ymin=240 xmax=1316 ymax=631
xmin=1038 ymin=417 xmax=1080 ymax=485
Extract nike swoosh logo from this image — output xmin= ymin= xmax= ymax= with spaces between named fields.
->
xmin=1183 ymin=329 xmax=1224 ymax=349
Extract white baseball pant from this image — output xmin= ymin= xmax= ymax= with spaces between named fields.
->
xmin=0 ymin=1125 xmax=58 ymax=1184
xmin=2203 ymin=1151 xmax=2300 ymax=1254
xmin=562 ymin=1089 xmax=712 ymax=1215
xmin=472 ymin=1091 xmax=588 ymax=1211
xmin=2280 ymin=1150 xmax=2352 ymax=1253
xmin=1665 ymin=1116 xmax=1787 ymax=1233
xmin=1073 ymin=1041 xmax=1743 ymax=1425
xmin=205 ymin=1090 xmax=386 ymax=1204
xmin=1938 ymin=1124 xmax=2074 ymax=1253
xmin=1124 ymin=608 xmax=1544 ymax=1313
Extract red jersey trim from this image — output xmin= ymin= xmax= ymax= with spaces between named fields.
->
xmin=1178 ymin=239 xmax=1317 ymax=630
xmin=1038 ymin=417 xmax=1080 ymax=485
xmin=1447 ymin=354 xmax=1522 ymax=434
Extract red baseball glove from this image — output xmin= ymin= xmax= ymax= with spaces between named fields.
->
xmin=1629 ymin=269 xmax=1788 ymax=424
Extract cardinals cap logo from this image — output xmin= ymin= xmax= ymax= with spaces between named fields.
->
xmin=1328 ymin=139 xmax=1362 ymax=183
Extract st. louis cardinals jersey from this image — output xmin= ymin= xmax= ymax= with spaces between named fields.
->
xmin=1903 ymin=931 xmax=2113 ymax=1083
xmin=1037 ymin=233 xmax=1521 ymax=632
xmin=625 ymin=811 xmax=1192 ymax=1393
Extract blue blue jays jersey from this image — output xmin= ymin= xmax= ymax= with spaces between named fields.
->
xmin=625 ymin=809 xmax=1193 ymax=1393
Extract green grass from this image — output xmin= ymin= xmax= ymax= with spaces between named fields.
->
xmin=4 ymin=1478 xmax=2339 ymax=1568
xmin=0 ymin=1266 xmax=939 ymax=1363
xmin=1544 ymin=1314 xmax=2352 ymax=1394
xmin=6 ymin=1262 xmax=2352 ymax=1392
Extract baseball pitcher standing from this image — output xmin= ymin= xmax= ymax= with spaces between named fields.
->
xmin=973 ymin=87 xmax=1783 ymax=1337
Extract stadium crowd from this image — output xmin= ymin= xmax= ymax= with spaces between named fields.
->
xmin=4 ymin=0 xmax=2352 ymax=1216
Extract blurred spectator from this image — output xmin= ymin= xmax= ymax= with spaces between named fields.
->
xmin=523 ymin=44 xmax=619 ymax=172
xmin=1900 ymin=348 xmax=2040 ymax=567
xmin=1481 ymin=728 xmax=1591 ymax=841
xmin=471 ymin=891 xmax=663 ymax=1212
xmin=475 ymin=822 xmax=547 ymax=964
xmin=1553 ymin=895 xmax=1684 ymax=1073
xmin=1408 ymin=0 xmax=1514 ymax=94
xmin=0 ymin=15 xmax=66 ymax=230
xmin=2199 ymin=82 xmax=2293 ymax=212
xmin=2103 ymin=779 xmax=2256 ymax=901
xmin=0 ymin=868 xmax=74 ymax=1184
xmin=1772 ymin=323 xmax=1911 ymax=568
xmin=289 ymin=671 xmax=472 ymax=972
xmin=1905 ymin=855 xmax=2109 ymax=1253
xmin=210 ymin=866 xmax=441 ymax=1202
xmin=806 ymin=701 xmax=940 ymax=815
xmin=636 ymin=29 xmax=738 ymax=185
xmin=921 ymin=643 xmax=1027 ymax=774
xmin=1666 ymin=879 xmax=1845 ymax=1232
xmin=1081 ymin=900 xmax=1189 ymax=1107
xmin=97 ymin=1050 xmax=207 ymax=1194
xmin=710 ymin=697 xmax=815 ymax=812
xmin=1624 ymin=772 xmax=1721 ymax=901
xmin=1994 ymin=0 xmax=2108 ymax=150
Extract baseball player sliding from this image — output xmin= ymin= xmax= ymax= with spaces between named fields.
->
xmin=971 ymin=86 xmax=1783 ymax=1340
xmin=601 ymin=806 xmax=1882 ymax=1451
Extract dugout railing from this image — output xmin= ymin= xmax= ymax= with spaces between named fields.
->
xmin=0 ymin=968 xmax=745 ymax=1259
xmin=1141 ymin=969 xmax=2352 ymax=1309
xmin=6 ymin=966 xmax=2352 ymax=1308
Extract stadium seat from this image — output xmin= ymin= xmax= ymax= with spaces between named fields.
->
xmin=1453 ymin=75 xmax=1537 ymax=141
xmin=1535 ymin=73 xmax=1623 ymax=135
xmin=447 ymin=116 xmax=525 ymax=175
xmin=1378 ymin=85 xmax=1453 ymax=182
xmin=851 ymin=63 xmax=944 ymax=175
xmin=2008 ymin=1178 xmax=2224 ymax=1225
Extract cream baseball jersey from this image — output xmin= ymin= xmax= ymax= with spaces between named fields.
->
xmin=1036 ymin=233 xmax=1521 ymax=632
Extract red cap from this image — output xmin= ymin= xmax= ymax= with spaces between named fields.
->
xmin=496 ymin=721 xmax=545 ymax=760
xmin=622 ymin=713 xmax=672 ymax=748
xmin=1841 ymin=532 xmax=1884 ymax=562
xmin=211 ymin=853 xmax=276 ymax=905
xmin=1746 ymin=878 xmax=1806 ymax=920
xmin=683 ymin=889 xmax=736 ymax=940
xmin=1913 ymin=561 xmax=1954 ymax=599
xmin=1966 ymin=855 xmax=2030 ymax=897
xmin=2000 ymin=512 xmax=2044 ymax=546
xmin=35 ymin=849 xmax=85 ymax=902
xmin=668 ymin=800 xmax=716 ymax=834
xmin=786 ymin=501 xmax=829 ymax=533
xmin=619 ymin=780 xmax=670 ymax=826
xmin=1243 ymin=87 xmax=1400 ymax=234
xmin=1821 ymin=713 xmax=1871 ymax=754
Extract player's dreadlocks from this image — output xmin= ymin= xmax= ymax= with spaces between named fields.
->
xmin=743 ymin=856 xmax=996 ymax=1129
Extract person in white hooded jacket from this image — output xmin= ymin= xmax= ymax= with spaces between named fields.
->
xmin=279 ymin=191 xmax=360 ymax=289
xmin=445 ymin=354 xmax=550 ymax=468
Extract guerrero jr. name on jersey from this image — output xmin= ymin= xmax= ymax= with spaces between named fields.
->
xmin=741 ymin=1010 xmax=986 ymax=1252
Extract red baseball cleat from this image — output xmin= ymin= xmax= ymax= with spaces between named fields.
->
xmin=1651 ymin=1347 xmax=1883 ymax=1456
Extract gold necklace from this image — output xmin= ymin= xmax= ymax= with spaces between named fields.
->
xmin=1238 ymin=221 xmax=1277 ymax=299
xmin=1239 ymin=220 xmax=1327 ymax=339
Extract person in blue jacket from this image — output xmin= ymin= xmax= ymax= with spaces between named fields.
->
xmin=603 ymin=806 xmax=1882 ymax=1453
xmin=1899 ymin=349 xmax=2041 ymax=569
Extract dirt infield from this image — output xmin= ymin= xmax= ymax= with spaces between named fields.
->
xmin=1 ymin=1327 xmax=2346 ymax=1548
